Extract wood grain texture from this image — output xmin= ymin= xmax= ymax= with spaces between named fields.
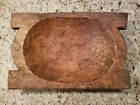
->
xmin=8 ymin=12 xmax=130 ymax=89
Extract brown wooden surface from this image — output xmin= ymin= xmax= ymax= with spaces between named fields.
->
xmin=9 ymin=12 xmax=130 ymax=89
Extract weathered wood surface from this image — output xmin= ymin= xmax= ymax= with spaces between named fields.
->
xmin=9 ymin=12 xmax=130 ymax=89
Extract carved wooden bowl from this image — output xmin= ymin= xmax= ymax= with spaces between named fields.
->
xmin=9 ymin=13 xmax=130 ymax=89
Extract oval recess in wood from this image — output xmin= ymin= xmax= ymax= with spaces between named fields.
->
xmin=8 ymin=13 xmax=130 ymax=89
xmin=23 ymin=17 xmax=115 ymax=83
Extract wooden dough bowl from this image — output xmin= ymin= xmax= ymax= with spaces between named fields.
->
xmin=9 ymin=13 xmax=130 ymax=89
